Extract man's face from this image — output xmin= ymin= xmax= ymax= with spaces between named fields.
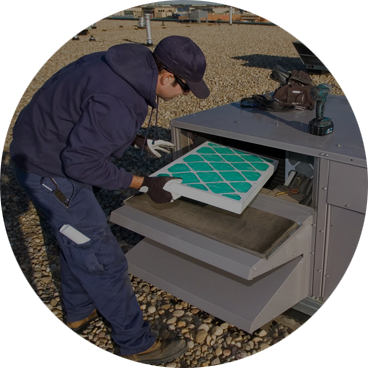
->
xmin=156 ymin=70 xmax=190 ymax=101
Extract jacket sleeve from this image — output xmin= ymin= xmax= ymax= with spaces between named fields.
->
xmin=61 ymin=94 xmax=138 ymax=190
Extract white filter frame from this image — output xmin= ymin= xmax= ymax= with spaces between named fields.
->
xmin=152 ymin=141 xmax=278 ymax=214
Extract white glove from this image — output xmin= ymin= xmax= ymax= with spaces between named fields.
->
xmin=133 ymin=135 xmax=175 ymax=158
xmin=139 ymin=176 xmax=182 ymax=203
xmin=146 ymin=139 xmax=175 ymax=158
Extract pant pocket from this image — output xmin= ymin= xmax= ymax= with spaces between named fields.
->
xmin=60 ymin=225 xmax=126 ymax=276
xmin=61 ymin=226 xmax=107 ymax=275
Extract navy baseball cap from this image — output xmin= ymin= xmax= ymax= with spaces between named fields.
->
xmin=153 ymin=36 xmax=210 ymax=99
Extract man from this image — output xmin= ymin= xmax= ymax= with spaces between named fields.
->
xmin=10 ymin=35 xmax=210 ymax=364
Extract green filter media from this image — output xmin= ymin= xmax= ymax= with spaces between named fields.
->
xmin=241 ymin=171 xmax=261 ymax=181
xmin=168 ymin=163 xmax=191 ymax=173
xmin=210 ymin=163 xmax=235 ymax=171
xmin=188 ymin=162 xmax=214 ymax=171
xmin=172 ymin=173 xmax=200 ymax=184
xmin=206 ymin=183 xmax=235 ymax=194
xmin=183 ymin=154 xmax=204 ymax=162
xmin=219 ymin=171 xmax=246 ymax=181
xmin=221 ymin=155 xmax=245 ymax=163
xmin=230 ymin=182 xmax=252 ymax=193
xmin=232 ymin=163 xmax=255 ymax=171
xmin=197 ymin=147 xmax=215 ymax=154
xmin=212 ymin=147 xmax=234 ymax=154
xmin=252 ymin=163 xmax=269 ymax=171
xmin=200 ymin=154 xmax=225 ymax=162
xmin=222 ymin=194 xmax=241 ymax=200
xmin=187 ymin=184 xmax=208 ymax=191
xmin=197 ymin=172 xmax=223 ymax=182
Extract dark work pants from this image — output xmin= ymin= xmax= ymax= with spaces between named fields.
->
xmin=14 ymin=166 xmax=156 ymax=355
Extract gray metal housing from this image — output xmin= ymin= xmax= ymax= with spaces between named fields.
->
xmin=110 ymin=95 xmax=367 ymax=332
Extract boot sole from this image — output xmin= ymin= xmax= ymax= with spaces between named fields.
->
xmin=69 ymin=312 xmax=100 ymax=334
xmin=137 ymin=344 xmax=188 ymax=365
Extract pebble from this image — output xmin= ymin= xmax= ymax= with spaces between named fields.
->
xmin=147 ymin=306 xmax=156 ymax=314
xmin=252 ymin=337 xmax=263 ymax=343
xmin=259 ymin=343 xmax=270 ymax=351
xmin=195 ymin=330 xmax=208 ymax=344
xmin=167 ymin=317 xmax=177 ymax=324
xmin=187 ymin=341 xmax=195 ymax=349
xmin=223 ymin=349 xmax=231 ymax=357
xmin=211 ymin=357 xmax=220 ymax=366
xmin=173 ymin=310 xmax=185 ymax=317
xmin=198 ymin=324 xmax=210 ymax=332
xmin=212 ymin=326 xmax=223 ymax=336
xmin=235 ymin=350 xmax=247 ymax=360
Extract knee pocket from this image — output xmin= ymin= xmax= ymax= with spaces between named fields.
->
xmin=61 ymin=225 xmax=126 ymax=275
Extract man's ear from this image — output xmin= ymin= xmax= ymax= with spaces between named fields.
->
xmin=158 ymin=71 xmax=173 ymax=86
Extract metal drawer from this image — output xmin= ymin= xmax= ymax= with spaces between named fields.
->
xmin=110 ymin=194 xmax=313 ymax=333
xmin=327 ymin=161 xmax=367 ymax=214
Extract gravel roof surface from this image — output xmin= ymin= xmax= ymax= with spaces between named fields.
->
xmin=2 ymin=18 xmax=339 ymax=366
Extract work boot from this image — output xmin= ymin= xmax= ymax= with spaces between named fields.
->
xmin=66 ymin=309 xmax=100 ymax=333
xmin=122 ymin=338 xmax=188 ymax=365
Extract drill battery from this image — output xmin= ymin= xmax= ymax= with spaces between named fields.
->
xmin=308 ymin=117 xmax=334 ymax=136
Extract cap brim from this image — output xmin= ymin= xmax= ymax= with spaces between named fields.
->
xmin=186 ymin=79 xmax=210 ymax=99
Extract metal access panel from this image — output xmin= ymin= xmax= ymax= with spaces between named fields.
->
xmin=323 ymin=205 xmax=365 ymax=298
xmin=110 ymin=94 xmax=366 ymax=326
xmin=111 ymin=192 xmax=313 ymax=333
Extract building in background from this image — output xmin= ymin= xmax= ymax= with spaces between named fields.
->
xmin=111 ymin=6 xmax=143 ymax=18
xmin=141 ymin=5 xmax=176 ymax=18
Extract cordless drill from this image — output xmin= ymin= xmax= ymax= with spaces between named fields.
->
xmin=308 ymin=83 xmax=334 ymax=136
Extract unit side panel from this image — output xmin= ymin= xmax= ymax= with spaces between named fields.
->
xmin=323 ymin=206 xmax=365 ymax=300
xmin=327 ymin=161 xmax=367 ymax=214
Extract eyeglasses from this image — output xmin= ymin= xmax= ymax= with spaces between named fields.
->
xmin=173 ymin=75 xmax=190 ymax=93
xmin=163 ymin=66 xmax=190 ymax=93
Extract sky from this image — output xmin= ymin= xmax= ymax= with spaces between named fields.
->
xmin=0 ymin=0 xmax=368 ymax=6
xmin=164 ymin=0 xmax=368 ymax=5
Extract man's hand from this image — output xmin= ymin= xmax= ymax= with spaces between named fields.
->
xmin=133 ymin=135 xmax=175 ymax=158
xmin=139 ymin=176 xmax=182 ymax=203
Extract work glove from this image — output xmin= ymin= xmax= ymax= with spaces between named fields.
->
xmin=139 ymin=176 xmax=182 ymax=203
xmin=133 ymin=135 xmax=175 ymax=158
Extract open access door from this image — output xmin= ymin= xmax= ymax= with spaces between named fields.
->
xmin=110 ymin=193 xmax=313 ymax=333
